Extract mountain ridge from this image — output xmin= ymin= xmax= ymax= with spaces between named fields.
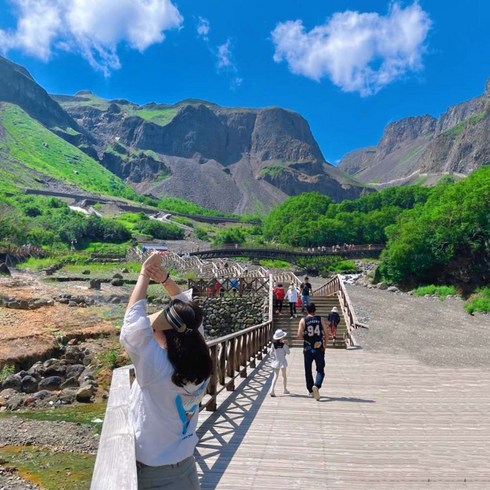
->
xmin=53 ymin=91 xmax=368 ymax=213
xmin=338 ymin=78 xmax=490 ymax=186
xmin=0 ymin=54 xmax=369 ymax=214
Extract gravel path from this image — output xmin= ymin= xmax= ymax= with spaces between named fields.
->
xmin=345 ymin=283 xmax=490 ymax=370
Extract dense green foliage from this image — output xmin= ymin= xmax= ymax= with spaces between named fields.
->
xmin=377 ymin=165 xmax=489 ymax=289
xmin=294 ymin=256 xmax=358 ymax=276
xmin=263 ymin=186 xmax=431 ymax=247
xmin=134 ymin=218 xmax=185 ymax=240
xmin=157 ymin=196 xmax=235 ymax=218
xmin=115 ymin=212 xmax=185 ymax=240
xmin=0 ymin=195 xmax=130 ymax=247
xmin=213 ymin=227 xmax=246 ymax=245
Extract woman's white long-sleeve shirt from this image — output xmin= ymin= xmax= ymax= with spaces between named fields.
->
xmin=120 ymin=289 xmax=208 ymax=466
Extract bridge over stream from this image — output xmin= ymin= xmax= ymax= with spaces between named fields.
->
xmin=91 ymin=254 xmax=490 ymax=489
xmin=191 ymin=244 xmax=383 ymax=262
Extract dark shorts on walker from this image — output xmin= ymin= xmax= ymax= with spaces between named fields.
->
xmin=136 ymin=455 xmax=200 ymax=489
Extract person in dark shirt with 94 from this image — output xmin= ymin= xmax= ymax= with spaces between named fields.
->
xmin=297 ymin=302 xmax=330 ymax=401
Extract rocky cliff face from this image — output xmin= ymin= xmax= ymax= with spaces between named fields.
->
xmin=0 ymin=56 xmax=85 ymax=138
xmin=0 ymin=55 xmax=367 ymax=213
xmin=55 ymin=93 xmax=367 ymax=213
xmin=339 ymin=79 xmax=490 ymax=185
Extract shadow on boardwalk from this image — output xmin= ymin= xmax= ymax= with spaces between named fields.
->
xmin=195 ymin=352 xmax=376 ymax=489
xmin=196 ymin=359 xmax=271 ymax=489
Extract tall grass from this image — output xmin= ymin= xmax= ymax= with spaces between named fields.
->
xmin=412 ymin=285 xmax=457 ymax=299
xmin=465 ymin=287 xmax=490 ymax=314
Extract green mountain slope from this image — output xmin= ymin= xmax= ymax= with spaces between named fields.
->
xmin=0 ymin=102 xmax=138 ymax=200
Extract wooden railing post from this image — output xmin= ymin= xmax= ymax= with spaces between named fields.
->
xmin=206 ymin=345 xmax=218 ymax=411
xmin=226 ymin=338 xmax=236 ymax=391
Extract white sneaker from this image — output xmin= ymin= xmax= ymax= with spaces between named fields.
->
xmin=270 ymin=392 xmax=276 ymax=397
xmin=308 ymin=391 xmax=313 ymax=398
xmin=312 ymin=385 xmax=320 ymax=401
xmin=283 ymin=389 xmax=290 ymax=395
xmin=290 ymin=316 xmax=294 ymax=319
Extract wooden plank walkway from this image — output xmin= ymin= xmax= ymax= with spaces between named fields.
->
xmin=196 ymin=347 xmax=490 ymax=489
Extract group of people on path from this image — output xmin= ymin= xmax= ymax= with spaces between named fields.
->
xmin=269 ymin=276 xmax=342 ymax=401
xmin=273 ymin=275 xmax=314 ymax=318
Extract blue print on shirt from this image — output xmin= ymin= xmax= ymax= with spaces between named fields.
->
xmin=174 ymin=379 xmax=209 ymax=435
xmin=175 ymin=395 xmax=197 ymax=435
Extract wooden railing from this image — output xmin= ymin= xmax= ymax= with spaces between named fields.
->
xmin=91 ymin=278 xmax=274 ymax=489
xmin=313 ymin=274 xmax=368 ymax=347
xmin=90 ymin=365 xmax=137 ymax=490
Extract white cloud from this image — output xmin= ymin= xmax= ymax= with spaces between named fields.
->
xmin=217 ymin=39 xmax=233 ymax=68
xmin=215 ymin=39 xmax=242 ymax=90
xmin=0 ymin=0 xmax=183 ymax=75
xmin=197 ymin=17 xmax=210 ymax=40
xmin=271 ymin=2 xmax=431 ymax=96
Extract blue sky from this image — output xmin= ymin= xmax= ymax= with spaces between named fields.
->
xmin=0 ymin=0 xmax=489 ymax=163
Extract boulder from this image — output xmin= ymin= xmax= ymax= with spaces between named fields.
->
xmin=89 ymin=279 xmax=101 ymax=290
xmin=20 ymin=375 xmax=39 ymax=394
xmin=43 ymin=359 xmax=67 ymax=377
xmin=38 ymin=376 xmax=63 ymax=391
xmin=1 ymin=375 xmax=22 ymax=391
xmin=64 ymin=346 xmax=84 ymax=364
xmin=76 ymin=386 xmax=95 ymax=403
xmin=61 ymin=376 xmax=79 ymax=389
xmin=65 ymin=364 xmax=85 ymax=379
xmin=59 ymin=389 xmax=77 ymax=404
xmin=32 ymin=390 xmax=54 ymax=400
xmin=6 ymin=393 xmax=25 ymax=410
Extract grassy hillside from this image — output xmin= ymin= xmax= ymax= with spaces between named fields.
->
xmin=57 ymin=92 xmax=178 ymax=127
xmin=0 ymin=103 xmax=139 ymax=200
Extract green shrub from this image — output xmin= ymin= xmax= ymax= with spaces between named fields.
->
xmin=213 ymin=227 xmax=245 ymax=245
xmin=412 ymin=285 xmax=457 ymax=299
xmin=135 ymin=220 xmax=184 ymax=240
xmin=0 ymin=364 xmax=15 ymax=381
xmin=98 ymin=348 xmax=123 ymax=370
xmin=195 ymin=226 xmax=210 ymax=241
xmin=258 ymin=259 xmax=291 ymax=268
xmin=325 ymin=260 xmax=357 ymax=274
xmin=465 ymin=287 xmax=490 ymax=314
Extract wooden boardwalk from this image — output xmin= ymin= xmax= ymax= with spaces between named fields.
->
xmin=196 ymin=347 xmax=490 ymax=489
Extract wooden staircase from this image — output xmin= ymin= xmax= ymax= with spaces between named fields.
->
xmin=273 ymin=294 xmax=347 ymax=348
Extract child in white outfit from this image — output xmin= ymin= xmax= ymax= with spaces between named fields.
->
xmin=269 ymin=329 xmax=290 ymax=397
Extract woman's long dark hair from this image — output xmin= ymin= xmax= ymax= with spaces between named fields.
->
xmin=164 ymin=299 xmax=213 ymax=387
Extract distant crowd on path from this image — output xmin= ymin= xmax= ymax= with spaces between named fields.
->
xmin=302 ymin=243 xmax=365 ymax=253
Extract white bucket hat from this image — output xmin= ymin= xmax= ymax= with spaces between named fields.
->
xmin=273 ymin=329 xmax=287 ymax=340
xmin=331 ymin=307 xmax=338 ymax=312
